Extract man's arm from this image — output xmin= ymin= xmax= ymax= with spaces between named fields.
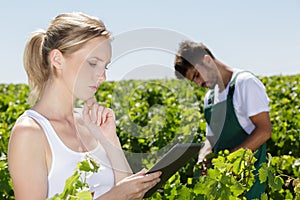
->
xmin=232 ymin=111 xmax=272 ymax=152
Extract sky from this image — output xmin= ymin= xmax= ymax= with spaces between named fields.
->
xmin=0 ymin=0 xmax=300 ymax=84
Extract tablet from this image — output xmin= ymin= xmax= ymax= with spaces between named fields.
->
xmin=144 ymin=143 xmax=203 ymax=198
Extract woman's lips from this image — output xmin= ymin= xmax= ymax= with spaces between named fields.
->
xmin=89 ymin=85 xmax=98 ymax=91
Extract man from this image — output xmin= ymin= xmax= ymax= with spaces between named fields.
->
xmin=174 ymin=40 xmax=272 ymax=199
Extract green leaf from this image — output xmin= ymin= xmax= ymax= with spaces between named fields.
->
xmin=177 ymin=185 xmax=191 ymax=199
xmin=230 ymin=182 xmax=245 ymax=196
xmin=60 ymin=172 xmax=80 ymax=198
xmin=258 ymin=163 xmax=269 ymax=183
xmin=220 ymin=174 xmax=231 ymax=185
xmin=77 ymin=155 xmax=99 ymax=173
xmin=268 ymin=171 xmax=284 ymax=191
xmin=77 ymin=191 xmax=93 ymax=199
xmin=193 ymin=182 xmax=205 ymax=195
xmin=206 ymin=168 xmax=220 ymax=180
xmin=260 ymin=193 xmax=268 ymax=200
xmin=219 ymin=186 xmax=231 ymax=200
xmin=78 ymin=160 xmax=92 ymax=172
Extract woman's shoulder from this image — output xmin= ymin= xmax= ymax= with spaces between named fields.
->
xmin=9 ymin=114 xmax=47 ymax=150
xmin=13 ymin=114 xmax=43 ymax=134
xmin=8 ymin=113 xmax=49 ymax=199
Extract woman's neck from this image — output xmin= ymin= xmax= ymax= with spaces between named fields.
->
xmin=32 ymin=80 xmax=75 ymax=121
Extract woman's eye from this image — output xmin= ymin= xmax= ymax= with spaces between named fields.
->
xmin=88 ymin=60 xmax=109 ymax=70
xmin=88 ymin=62 xmax=97 ymax=67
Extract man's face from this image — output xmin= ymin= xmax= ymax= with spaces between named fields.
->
xmin=185 ymin=64 xmax=218 ymax=89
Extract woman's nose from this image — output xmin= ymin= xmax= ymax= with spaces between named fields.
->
xmin=96 ymin=71 xmax=106 ymax=83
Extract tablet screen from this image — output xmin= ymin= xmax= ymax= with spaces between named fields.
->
xmin=144 ymin=143 xmax=203 ymax=198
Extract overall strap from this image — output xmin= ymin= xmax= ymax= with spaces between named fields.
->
xmin=228 ymin=70 xmax=252 ymax=98
xmin=207 ymin=70 xmax=251 ymax=105
xmin=207 ymin=89 xmax=214 ymax=105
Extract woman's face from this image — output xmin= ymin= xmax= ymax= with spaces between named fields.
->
xmin=63 ymin=36 xmax=112 ymax=100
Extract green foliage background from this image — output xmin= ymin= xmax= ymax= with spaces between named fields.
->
xmin=0 ymin=74 xmax=299 ymax=199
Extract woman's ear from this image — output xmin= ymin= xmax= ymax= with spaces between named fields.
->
xmin=49 ymin=49 xmax=63 ymax=71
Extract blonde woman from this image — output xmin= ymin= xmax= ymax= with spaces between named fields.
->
xmin=8 ymin=12 xmax=161 ymax=200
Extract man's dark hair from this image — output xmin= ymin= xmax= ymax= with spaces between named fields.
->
xmin=174 ymin=40 xmax=215 ymax=79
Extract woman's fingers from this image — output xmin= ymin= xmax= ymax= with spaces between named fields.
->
xmin=86 ymin=97 xmax=97 ymax=107
xmin=101 ymin=107 xmax=110 ymax=124
xmin=83 ymin=97 xmax=97 ymax=123
xmin=131 ymin=170 xmax=161 ymax=189
xmin=96 ymin=106 xmax=112 ymax=126
xmin=142 ymin=174 xmax=161 ymax=192
xmin=135 ymin=168 xmax=147 ymax=176
xmin=83 ymin=103 xmax=91 ymax=123
xmin=135 ymin=171 xmax=161 ymax=198
xmin=96 ymin=106 xmax=104 ymax=126
xmin=114 ymin=170 xmax=161 ymax=200
xmin=83 ymin=100 xmax=114 ymax=126
xmin=143 ymin=171 xmax=161 ymax=183
xmin=83 ymin=98 xmax=103 ymax=124
xmin=90 ymin=104 xmax=97 ymax=123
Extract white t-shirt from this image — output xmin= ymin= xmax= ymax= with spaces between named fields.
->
xmin=204 ymin=68 xmax=270 ymax=136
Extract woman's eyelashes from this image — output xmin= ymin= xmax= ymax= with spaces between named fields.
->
xmin=88 ymin=61 xmax=108 ymax=73
xmin=88 ymin=58 xmax=110 ymax=70
xmin=88 ymin=61 xmax=97 ymax=68
xmin=88 ymin=58 xmax=98 ymax=67
xmin=88 ymin=60 xmax=104 ymax=69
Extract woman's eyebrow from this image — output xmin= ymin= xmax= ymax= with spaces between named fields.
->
xmin=90 ymin=56 xmax=110 ymax=64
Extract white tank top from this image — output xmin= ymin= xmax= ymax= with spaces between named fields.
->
xmin=22 ymin=110 xmax=114 ymax=199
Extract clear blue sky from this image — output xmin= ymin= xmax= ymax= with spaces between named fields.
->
xmin=1 ymin=0 xmax=300 ymax=84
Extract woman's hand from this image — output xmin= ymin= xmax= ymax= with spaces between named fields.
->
xmin=82 ymin=97 xmax=119 ymax=146
xmin=100 ymin=169 xmax=161 ymax=200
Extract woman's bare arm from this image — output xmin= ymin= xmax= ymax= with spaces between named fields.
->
xmin=8 ymin=117 xmax=49 ymax=200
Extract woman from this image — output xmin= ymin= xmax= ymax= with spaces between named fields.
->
xmin=8 ymin=12 xmax=161 ymax=199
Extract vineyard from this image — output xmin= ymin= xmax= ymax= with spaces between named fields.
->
xmin=0 ymin=74 xmax=299 ymax=199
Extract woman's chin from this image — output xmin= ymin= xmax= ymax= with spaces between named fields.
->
xmin=75 ymin=94 xmax=94 ymax=103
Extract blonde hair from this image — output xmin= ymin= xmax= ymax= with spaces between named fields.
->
xmin=23 ymin=12 xmax=110 ymax=105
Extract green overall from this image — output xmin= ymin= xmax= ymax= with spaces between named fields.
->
xmin=204 ymin=72 xmax=266 ymax=199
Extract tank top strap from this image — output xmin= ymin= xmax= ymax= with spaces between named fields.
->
xmin=22 ymin=109 xmax=82 ymax=155
xmin=22 ymin=110 xmax=61 ymax=150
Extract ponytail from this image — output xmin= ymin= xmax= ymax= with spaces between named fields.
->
xmin=23 ymin=30 xmax=50 ymax=105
